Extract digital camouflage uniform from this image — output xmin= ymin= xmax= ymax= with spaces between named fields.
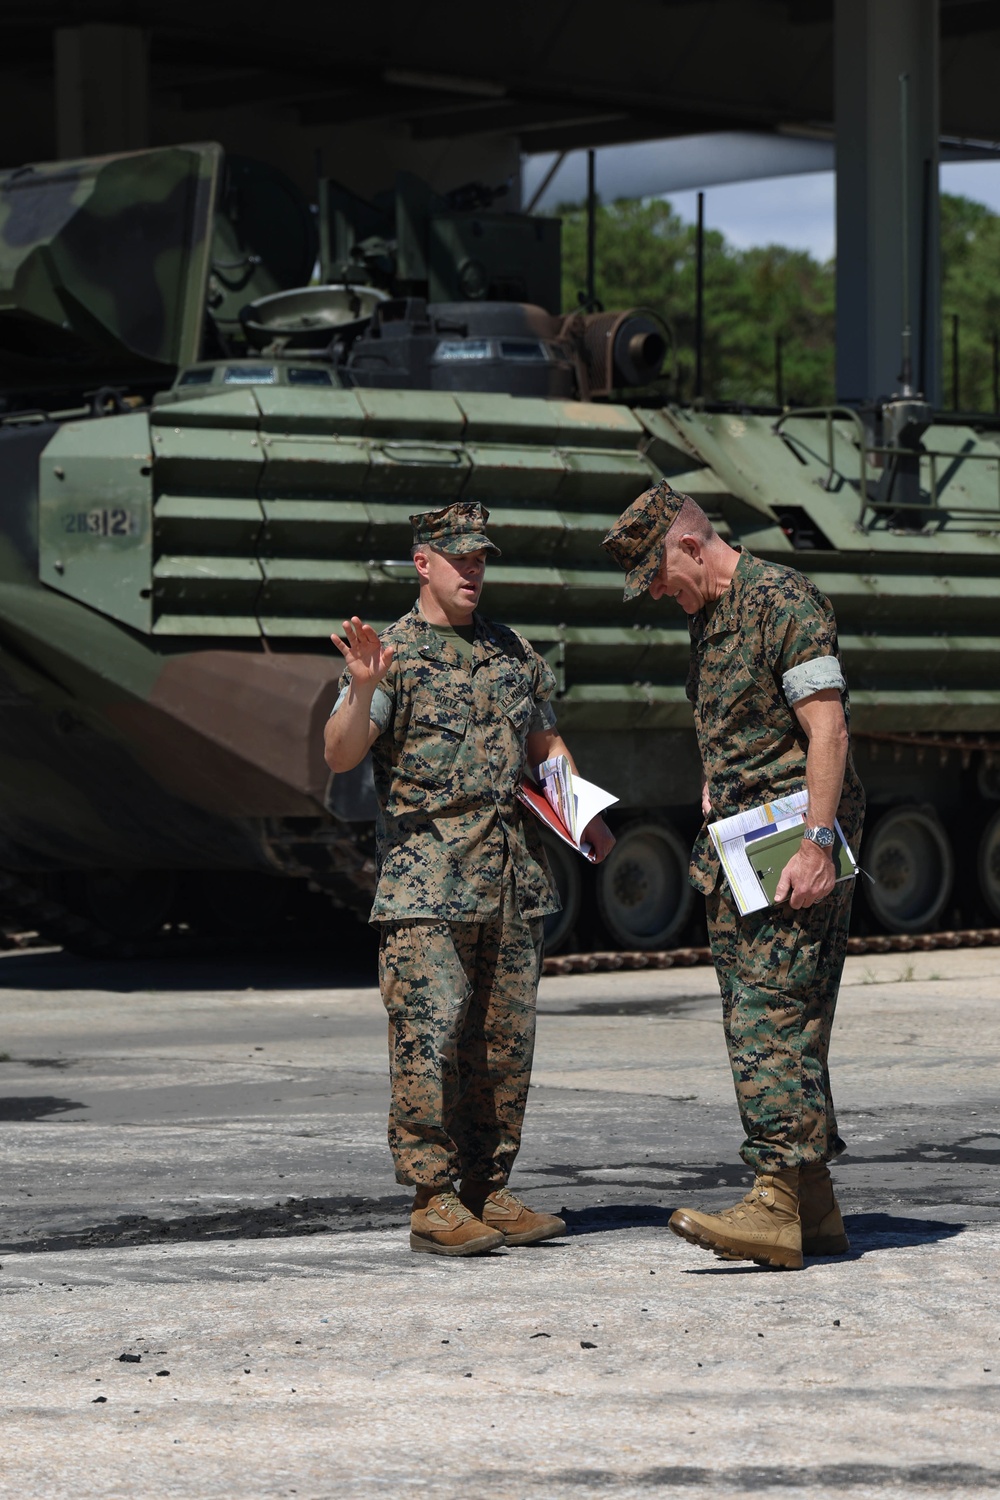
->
xmin=602 ymin=482 xmax=865 ymax=1178
xmin=335 ymin=592 xmax=559 ymax=1188
xmin=687 ymin=548 xmax=865 ymax=1172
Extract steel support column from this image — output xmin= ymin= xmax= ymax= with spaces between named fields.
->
xmin=835 ymin=0 xmax=940 ymax=407
xmin=54 ymin=25 xmax=149 ymax=159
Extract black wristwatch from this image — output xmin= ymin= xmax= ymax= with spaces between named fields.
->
xmin=802 ymin=825 xmax=836 ymax=851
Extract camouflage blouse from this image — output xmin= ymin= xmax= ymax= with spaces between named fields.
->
xmin=340 ymin=605 xmax=560 ymax=923
xmin=687 ymin=550 xmax=865 ymax=894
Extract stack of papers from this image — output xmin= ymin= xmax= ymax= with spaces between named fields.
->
xmin=518 ymin=755 xmax=618 ymax=861
xmin=536 ymin=756 xmax=579 ymax=840
xmin=708 ymin=789 xmax=857 ymax=915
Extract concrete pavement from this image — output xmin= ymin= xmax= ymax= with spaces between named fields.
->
xmin=0 ymin=943 xmax=998 ymax=1498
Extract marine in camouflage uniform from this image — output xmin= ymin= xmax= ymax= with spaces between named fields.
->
xmin=603 ymin=481 xmax=864 ymax=1270
xmin=325 ymin=502 xmax=614 ymax=1255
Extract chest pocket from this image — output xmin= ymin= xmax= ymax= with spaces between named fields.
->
xmin=700 ymin=633 xmax=769 ymax=718
xmin=397 ymin=697 xmax=472 ymax=787
xmin=499 ymin=688 xmax=534 ymax=739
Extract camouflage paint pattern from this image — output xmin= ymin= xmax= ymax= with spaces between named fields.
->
xmin=339 ymin=604 xmax=560 ymax=923
xmin=707 ymin=878 xmax=854 ymax=1170
xmin=378 ymin=881 xmax=544 ymax=1185
xmin=0 ymin=145 xmax=221 ymax=390
xmin=685 ymin=548 xmax=865 ymax=1170
xmin=687 ymin=548 xmax=866 ymax=895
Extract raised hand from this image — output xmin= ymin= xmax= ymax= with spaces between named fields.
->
xmin=330 ymin=617 xmax=395 ymax=688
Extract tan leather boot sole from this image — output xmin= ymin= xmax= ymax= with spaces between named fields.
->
xmin=409 ymin=1227 xmax=505 ymax=1256
xmin=409 ymin=1191 xmax=505 ymax=1257
xmin=669 ymin=1207 xmax=803 ymax=1271
xmin=670 ymin=1171 xmax=804 ymax=1270
xmin=460 ymin=1184 xmax=567 ymax=1246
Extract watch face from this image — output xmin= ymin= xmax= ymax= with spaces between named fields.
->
xmin=808 ymin=826 xmax=836 ymax=848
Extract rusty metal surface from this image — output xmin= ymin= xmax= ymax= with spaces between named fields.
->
xmin=146 ymin=649 xmax=343 ymax=809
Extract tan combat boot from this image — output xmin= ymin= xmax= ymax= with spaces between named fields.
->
xmin=799 ymin=1161 xmax=850 ymax=1256
xmin=409 ymin=1187 xmax=505 ymax=1257
xmin=460 ymin=1180 xmax=567 ymax=1246
xmin=669 ymin=1168 xmax=803 ymax=1270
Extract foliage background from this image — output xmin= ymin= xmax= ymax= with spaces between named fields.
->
xmin=556 ymin=194 xmax=1000 ymax=410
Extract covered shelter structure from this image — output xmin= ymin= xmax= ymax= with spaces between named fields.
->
xmin=1 ymin=1 xmax=999 ymax=404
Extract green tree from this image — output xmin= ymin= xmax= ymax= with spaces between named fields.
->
xmin=940 ymin=191 xmax=1000 ymax=412
xmin=556 ymin=196 xmax=835 ymax=405
xmin=555 ymin=190 xmax=1000 ymax=412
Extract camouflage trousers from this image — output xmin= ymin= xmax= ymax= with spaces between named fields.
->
xmin=377 ymin=883 xmax=544 ymax=1188
xmin=706 ymin=877 xmax=855 ymax=1172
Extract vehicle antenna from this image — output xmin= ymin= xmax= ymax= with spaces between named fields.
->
xmin=898 ymin=71 xmax=913 ymax=397
xmin=585 ymin=148 xmax=597 ymax=311
xmin=694 ymin=190 xmax=705 ymax=400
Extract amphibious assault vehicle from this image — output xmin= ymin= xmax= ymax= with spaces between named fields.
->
xmin=2 ymin=142 xmax=999 ymax=954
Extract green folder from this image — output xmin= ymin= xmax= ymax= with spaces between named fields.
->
xmin=746 ymin=823 xmax=856 ymax=906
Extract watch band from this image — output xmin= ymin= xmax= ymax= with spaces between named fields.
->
xmin=802 ymin=825 xmax=836 ymax=849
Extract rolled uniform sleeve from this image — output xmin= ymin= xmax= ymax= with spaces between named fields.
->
xmin=528 ymin=698 xmax=557 ymax=733
xmin=782 ymin=655 xmax=846 ymax=706
xmin=763 ymin=586 xmax=846 ymax=709
xmin=528 ymin=649 xmax=558 ymax=733
xmin=330 ymin=673 xmax=395 ymax=734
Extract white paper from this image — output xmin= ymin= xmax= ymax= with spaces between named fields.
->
xmin=537 ymin=755 xmax=618 ymax=850
xmin=708 ymin=790 xmax=857 ymax=915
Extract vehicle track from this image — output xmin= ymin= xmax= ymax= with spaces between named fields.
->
xmin=541 ymin=927 xmax=1000 ymax=974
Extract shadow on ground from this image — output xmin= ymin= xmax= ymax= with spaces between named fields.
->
xmin=476 ymin=1461 xmax=1000 ymax=1491
xmin=563 ymin=1203 xmax=966 ymax=1257
xmin=0 ymin=1094 xmax=87 ymax=1120
xmin=0 ymin=1196 xmax=969 ymax=1261
xmin=0 ymin=939 xmax=379 ymax=995
xmin=844 ymin=1210 xmax=967 ymax=1253
xmin=0 ymin=1192 xmax=411 ymax=1256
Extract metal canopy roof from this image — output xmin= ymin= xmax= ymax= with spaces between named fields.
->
xmin=0 ymin=0 xmax=998 ymax=171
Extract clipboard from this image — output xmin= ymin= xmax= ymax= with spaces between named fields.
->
xmin=745 ymin=822 xmax=856 ymax=905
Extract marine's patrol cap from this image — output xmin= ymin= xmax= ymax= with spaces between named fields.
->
xmin=601 ymin=480 xmax=686 ymax=601
xmin=409 ymin=501 xmax=501 ymax=556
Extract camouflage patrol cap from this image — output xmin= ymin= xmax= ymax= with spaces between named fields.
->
xmin=409 ymin=501 xmax=501 ymax=556
xmin=601 ymin=480 xmax=686 ymax=601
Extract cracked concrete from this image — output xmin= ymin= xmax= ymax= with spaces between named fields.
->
xmin=0 ymin=944 xmax=998 ymax=1497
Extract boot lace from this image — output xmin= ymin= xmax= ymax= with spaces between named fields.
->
xmin=489 ymin=1185 xmax=524 ymax=1211
xmin=716 ymin=1180 xmax=769 ymax=1225
xmin=434 ymin=1191 xmax=474 ymax=1224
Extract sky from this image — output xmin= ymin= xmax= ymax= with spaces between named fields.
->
xmin=666 ymin=162 xmax=1000 ymax=263
xmin=521 ymin=137 xmax=1000 ymax=263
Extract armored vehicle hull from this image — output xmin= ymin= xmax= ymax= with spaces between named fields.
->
xmin=3 ymin=145 xmax=1000 ymax=951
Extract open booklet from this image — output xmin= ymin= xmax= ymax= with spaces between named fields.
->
xmin=708 ymin=789 xmax=858 ymax=916
xmin=517 ymin=754 xmax=618 ymax=863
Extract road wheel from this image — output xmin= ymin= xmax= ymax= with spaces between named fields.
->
xmin=181 ymin=871 xmax=293 ymax=938
xmin=57 ymin=870 xmax=177 ymax=948
xmin=540 ymin=832 xmax=582 ymax=954
xmin=595 ymin=818 xmax=693 ymax=950
xmin=862 ymin=806 xmax=953 ymax=932
xmin=976 ymin=807 xmax=1000 ymax=922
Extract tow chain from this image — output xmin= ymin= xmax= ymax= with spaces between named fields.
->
xmin=4 ymin=872 xmax=1000 ymax=972
xmin=541 ymin=927 xmax=1000 ymax=975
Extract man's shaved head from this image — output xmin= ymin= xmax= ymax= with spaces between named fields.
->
xmin=667 ymin=496 xmax=714 ymax=547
